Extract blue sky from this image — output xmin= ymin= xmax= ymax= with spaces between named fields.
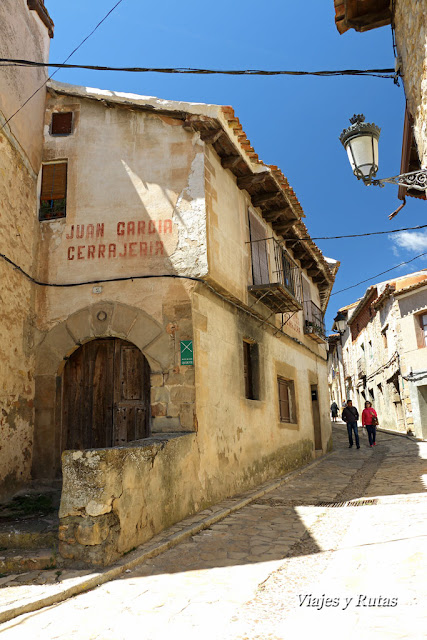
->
xmin=46 ymin=0 xmax=426 ymax=330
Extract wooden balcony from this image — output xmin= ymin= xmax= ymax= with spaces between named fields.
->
xmin=248 ymin=237 xmax=302 ymax=314
xmin=303 ymin=300 xmax=326 ymax=343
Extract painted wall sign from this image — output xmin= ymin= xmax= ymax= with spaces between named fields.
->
xmin=64 ymin=218 xmax=173 ymax=261
xmin=180 ymin=340 xmax=194 ymax=366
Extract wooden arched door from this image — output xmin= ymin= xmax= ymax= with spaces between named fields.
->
xmin=62 ymin=338 xmax=150 ymax=450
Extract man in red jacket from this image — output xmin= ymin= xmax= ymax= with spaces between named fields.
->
xmin=342 ymin=399 xmax=360 ymax=449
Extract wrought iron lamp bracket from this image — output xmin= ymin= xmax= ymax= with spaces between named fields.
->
xmin=370 ymin=168 xmax=427 ymax=190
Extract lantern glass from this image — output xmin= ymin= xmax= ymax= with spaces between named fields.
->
xmin=340 ymin=115 xmax=381 ymax=185
xmin=335 ymin=318 xmax=347 ymax=334
xmin=346 ymin=135 xmax=379 ymax=180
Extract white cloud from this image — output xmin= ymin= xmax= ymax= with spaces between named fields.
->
xmin=390 ymin=230 xmax=427 ymax=253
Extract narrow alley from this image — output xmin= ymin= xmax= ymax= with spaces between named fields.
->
xmin=0 ymin=424 xmax=426 ymax=640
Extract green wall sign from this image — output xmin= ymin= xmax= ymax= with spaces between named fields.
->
xmin=180 ymin=340 xmax=194 ymax=366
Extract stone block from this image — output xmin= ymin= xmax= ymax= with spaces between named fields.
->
xmin=66 ymin=308 xmax=92 ymax=343
xmin=110 ymin=304 xmax=138 ymax=337
xmin=127 ymin=313 xmax=163 ymax=352
xmin=151 ymin=402 xmax=167 ymax=417
xmin=165 ymin=370 xmax=185 ymax=386
xmin=151 ymin=386 xmax=169 ymax=403
xmin=90 ymin=303 xmax=115 ymax=336
xmin=151 ymin=416 xmax=180 ymax=432
xmin=76 ymin=517 xmax=111 ymax=546
xmin=184 ymin=368 xmax=195 ymax=385
xmin=45 ymin=323 xmax=76 ymax=358
xmin=170 ymin=386 xmax=195 ymax=404
xmin=167 ymin=403 xmax=180 ymax=418
xmin=35 ymin=343 xmax=61 ymax=376
xmin=144 ymin=332 xmax=174 ymax=370
xmin=150 ymin=373 xmax=164 ymax=387
xmin=34 ymin=374 xmax=56 ymax=408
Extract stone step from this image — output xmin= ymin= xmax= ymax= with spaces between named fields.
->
xmin=0 ymin=549 xmax=57 ymax=575
xmin=0 ymin=525 xmax=58 ymax=550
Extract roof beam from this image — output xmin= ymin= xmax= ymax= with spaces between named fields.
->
xmin=221 ymin=155 xmax=241 ymax=169
xmin=200 ymin=129 xmax=223 ymax=145
xmin=236 ymin=172 xmax=269 ymax=189
xmin=252 ymin=192 xmax=280 ymax=207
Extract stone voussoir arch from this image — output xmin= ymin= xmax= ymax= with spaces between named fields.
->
xmin=35 ymin=301 xmax=174 ymax=376
xmin=32 ymin=302 xmax=174 ymax=479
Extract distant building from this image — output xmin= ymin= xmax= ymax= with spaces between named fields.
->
xmin=328 ymin=270 xmax=427 ymax=439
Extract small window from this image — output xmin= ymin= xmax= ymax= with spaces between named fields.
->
xmin=420 ymin=313 xmax=427 ymax=347
xmin=382 ymin=328 xmax=388 ymax=350
xmin=278 ymin=377 xmax=296 ymax=423
xmin=51 ymin=112 xmax=73 ymax=135
xmin=39 ymin=162 xmax=67 ymax=221
xmin=243 ymin=340 xmax=259 ymax=400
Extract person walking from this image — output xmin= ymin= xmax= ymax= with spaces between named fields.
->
xmin=330 ymin=401 xmax=338 ymax=422
xmin=342 ymin=399 xmax=360 ymax=449
xmin=362 ymin=400 xmax=378 ymax=447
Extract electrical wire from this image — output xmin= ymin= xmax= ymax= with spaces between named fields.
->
xmin=0 ymin=0 xmax=126 ymax=133
xmin=0 ymin=252 xmax=325 ymax=361
xmin=0 ymin=59 xmax=396 ymax=79
xmin=331 ymin=251 xmax=427 ymax=296
xmin=246 ymin=223 xmax=427 ymax=243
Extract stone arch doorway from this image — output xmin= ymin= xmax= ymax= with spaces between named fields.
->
xmin=61 ymin=338 xmax=151 ymax=451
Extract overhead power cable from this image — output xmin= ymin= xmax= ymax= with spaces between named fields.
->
xmin=0 ymin=0 xmax=126 ymax=133
xmin=0 ymin=59 xmax=396 ymax=79
xmin=246 ymin=223 xmax=427 ymax=244
xmin=331 ymin=251 xmax=427 ymax=296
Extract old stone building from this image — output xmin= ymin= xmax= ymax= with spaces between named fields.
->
xmin=33 ymin=81 xmax=338 ymax=564
xmin=333 ymin=0 xmax=427 ymax=201
xmin=328 ymin=270 xmax=427 ymax=440
xmin=1 ymin=2 xmax=339 ymax=566
xmin=0 ymin=0 xmax=53 ymax=501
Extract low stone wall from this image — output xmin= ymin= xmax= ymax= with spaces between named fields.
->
xmin=59 ymin=433 xmax=199 ymax=565
xmin=58 ymin=433 xmax=314 ymax=566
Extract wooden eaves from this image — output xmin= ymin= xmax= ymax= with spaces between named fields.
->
xmin=334 ymin=0 xmax=392 ymax=34
xmin=47 ymin=82 xmax=337 ymax=311
xmin=27 ymin=0 xmax=54 ymax=37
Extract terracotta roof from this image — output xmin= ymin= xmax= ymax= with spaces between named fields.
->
xmin=393 ymin=278 xmax=427 ymax=297
xmin=373 ymin=283 xmax=396 ymax=309
xmin=347 ymin=286 xmax=377 ymax=325
xmin=338 ymin=301 xmax=359 ymax=313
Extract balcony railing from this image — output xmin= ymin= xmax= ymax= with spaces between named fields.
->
xmin=357 ymin=358 xmax=366 ymax=378
xmin=303 ymin=300 xmax=326 ymax=342
xmin=248 ymin=237 xmax=302 ymax=313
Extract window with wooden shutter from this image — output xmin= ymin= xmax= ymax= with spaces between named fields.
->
xmin=243 ymin=341 xmax=253 ymax=399
xmin=39 ymin=162 xmax=67 ymax=220
xmin=51 ymin=112 xmax=73 ymax=135
xmin=278 ymin=377 xmax=296 ymax=423
xmin=248 ymin=209 xmax=269 ymax=285
xmin=243 ymin=340 xmax=260 ymax=400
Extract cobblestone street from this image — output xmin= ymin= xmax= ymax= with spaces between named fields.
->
xmin=1 ymin=424 xmax=426 ymax=640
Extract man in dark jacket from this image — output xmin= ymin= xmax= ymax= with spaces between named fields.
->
xmin=342 ymin=399 xmax=360 ymax=449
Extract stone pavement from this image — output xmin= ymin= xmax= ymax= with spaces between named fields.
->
xmin=0 ymin=424 xmax=426 ymax=639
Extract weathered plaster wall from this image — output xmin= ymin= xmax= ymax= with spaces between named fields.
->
xmin=33 ymin=95 xmax=208 ymax=477
xmin=0 ymin=0 xmax=50 ymax=171
xmin=0 ymin=0 xmax=50 ymax=500
xmin=395 ymin=0 xmax=427 ymax=166
xmin=192 ymin=284 xmax=331 ymax=481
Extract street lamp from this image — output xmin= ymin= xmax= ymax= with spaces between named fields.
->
xmin=340 ymin=114 xmax=427 ymax=190
xmin=333 ymin=311 xmax=347 ymax=335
